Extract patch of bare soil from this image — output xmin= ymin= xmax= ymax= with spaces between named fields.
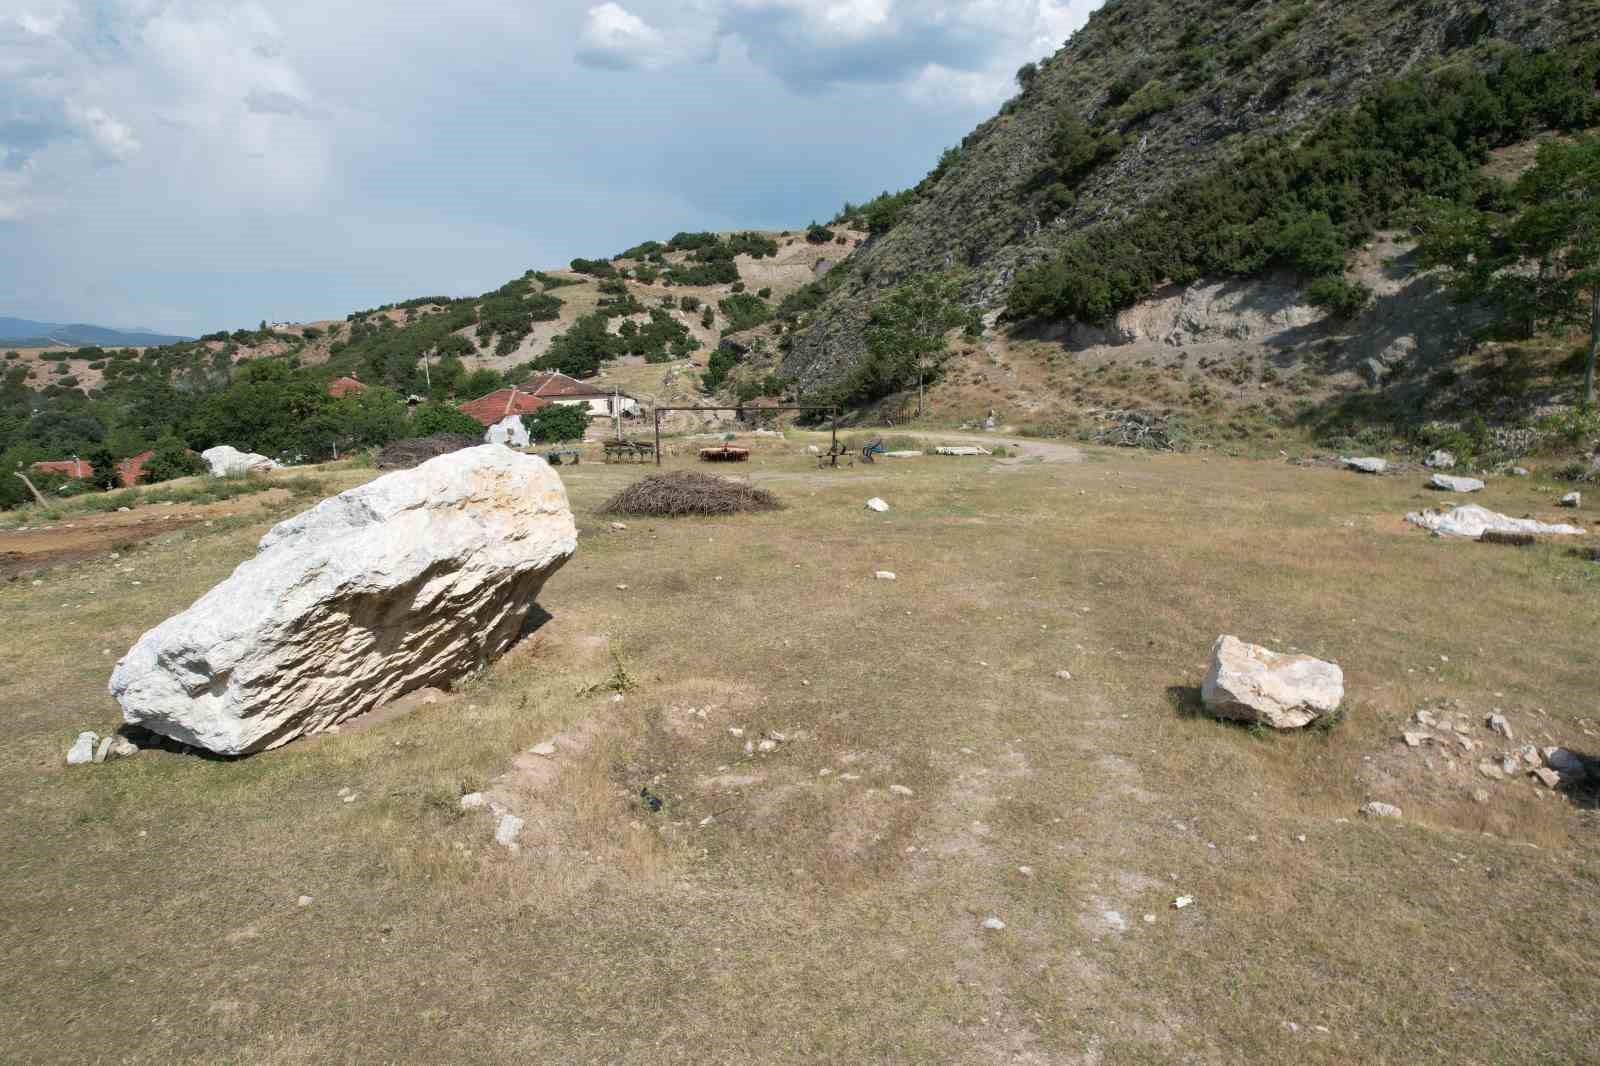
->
xmin=0 ymin=490 xmax=290 ymax=579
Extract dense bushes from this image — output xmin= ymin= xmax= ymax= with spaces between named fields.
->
xmin=718 ymin=294 xmax=772 ymax=334
xmin=1007 ymin=46 xmax=1600 ymax=327
xmin=569 ymin=258 xmax=618 ymax=278
xmin=521 ymin=403 xmax=589 ymax=443
xmin=140 ymin=435 xmax=207 ymax=483
xmin=476 ymin=277 xmax=562 ymax=356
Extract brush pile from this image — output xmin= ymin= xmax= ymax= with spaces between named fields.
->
xmin=373 ymin=434 xmax=480 ymax=470
xmin=598 ymin=471 xmax=779 ymax=517
xmin=1089 ymin=409 xmax=1185 ymax=451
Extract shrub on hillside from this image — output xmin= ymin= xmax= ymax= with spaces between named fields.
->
xmin=520 ymin=403 xmax=590 ymax=443
xmin=411 ymin=403 xmax=484 ymax=438
xmin=140 ymin=436 xmax=207 ymax=484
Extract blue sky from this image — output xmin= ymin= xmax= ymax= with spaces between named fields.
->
xmin=0 ymin=0 xmax=1099 ymax=335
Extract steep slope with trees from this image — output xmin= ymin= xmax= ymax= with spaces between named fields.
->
xmin=782 ymin=0 xmax=1600 ymax=414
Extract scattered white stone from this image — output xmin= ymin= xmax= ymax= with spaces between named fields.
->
xmin=728 ymin=727 xmax=744 ymax=737
xmin=1405 ymin=504 xmax=1585 ymax=538
xmin=1424 ymin=450 xmax=1456 ymax=470
xmin=1402 ymin=731 xmax=1432 ymax=748
xmin=1511 ymin=467 xmax=1530 ymax=477
xmin=1485 ymin=713 xmax=1512 ymax=740
xmin=92 ymin=736 xmax=114 ymax=763
xmin=1201 ymin=636 xmax=1344 ymax=730
xmin=530 ymin=741 xmax=557 ymax=757
xmin=1413 ymin=709 xmax=1437 ymax=729
xmin=1017 ymin=866 xmax=1034 ymax=877
xmin=104 ymin=735 xmax=137 ymax=759
xmin=459 ymin=792 xmax=487 ymax=811
xmin=1341 ymin=456 xmax=1388 ymax=474
xmin=1560 ymin=492 xmax=1581 ymax=508
xmin=865 ymin=497 xmax=890 ymax=512
xmin=888 ymin=784 xmax=914 ymax=796
xmin=1359 ymin=801 xmax=1402 ymax=820
xmin=615 ymin=583 xmax=628 ymax=591
xmin=936 ymin=446 xmax=992 ymax=457
xmin=296 ymin=895 xmax=314 ymax=907
xmin=1143 ymin=913 xmax=1157 ymax=925
xmin=1171 ymin=896 xmax=1193 ymax=909
xmin=1530 ymin=767 xmax=1562 ymax=789
xmin=1472 ymin=788 xmax=1490 ymax=804
xmin=1518 ymin=744 xmax=1541 ymax=767
xmin=1054 ymin=670 xmax=1072 ymax=681
xmin=1477 ymin=759 xmax=1505 ymax=781
xmin=110 ymin=447 xmax=577 ymax=755
xmin=494 ymin=813 xmax=524 ymax=848
xmin=609 ymin=522 xmax=627 ymax=531
xmin=1429 ymin=474 xmax=1485 ymax=493
xmin=817 ymin=768 xmax=832 ymax=777
xmin=874 ymin=571 xmax=897 ymax=581
xmin=341 ymin=793 xmax=357 ymax=804
xmin=981 ymin=916 xmax=1007 ymax=931
xmin=66 ymin=731 xmax=98 ymax=766
xmin=698 ymin=815 xmax=714 ymax=827
xmin=1295 ymin=834 xmax=1307 ymax=844
xmin=757 ymin=739 xmax=777 ymax=753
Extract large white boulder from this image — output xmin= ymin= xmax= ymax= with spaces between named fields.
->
xmin=1341 ymin=456 xmax=1388 ymax=474
xmin=1428 ymin=474 xmax=1484 ymax=493
xmin=109 ymin=446 xmax=577 ymax=755
xmin=1405 ymin=504 xmax=1585 ymax=538
xmin=201 ymin=445 xmax=281 ymax=477
xmin=1201 ymin=636 xmax=1344 ymax=730
xmin=485 ymin=415 xmax=529 ymax=448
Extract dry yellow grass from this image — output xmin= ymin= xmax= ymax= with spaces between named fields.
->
xmin=1 ymin=440 xmax=1596 ymax=1064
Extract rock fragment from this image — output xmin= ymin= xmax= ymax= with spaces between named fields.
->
xmin=1201 ymin=636 xmax=1344 ymax=730
xmin=66 ymin=731 xmax=98 ymax=766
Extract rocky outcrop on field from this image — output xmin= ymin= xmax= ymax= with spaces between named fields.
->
xmin=780 ymin=0 xmax=1596 ymax=394
xmin=109 ymin=446 xmax=576 ymax=755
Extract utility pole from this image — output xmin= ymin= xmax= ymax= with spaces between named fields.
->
xmin=13 ymin=471 xmax=48 ymax=507
xmin=614 ymin=386 xmax=622 ymax=441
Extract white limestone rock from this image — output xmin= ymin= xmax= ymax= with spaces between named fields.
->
xmin=484 ymin=415 xmax=529 ymax=448
xmin=865 ymin=497 xmax=890 ymax=512
xmin=109 ymin=447 xmax=577 ymax=755
xmin=1341 ymin=456 xmax=1388 ymax=474
xmin=66 ymin=731 xmax=98 ymax=765
xmin=1359 ymin=801 xmax=1402 ymax=820
xmin=1429 ymin=474 xmax=1484 ymax=493
xmin=1405 ymin=505 xmax=1585 ymax=538
xmin=1201 ymin=636 xmax=1344 ymax=730
xmin=200 ymin=445 xmax=281 ymax=477
xmin=1560 ymin=492 xmax=1581 ymax=508
xmin=1424 ymin=450 xmax=1456 ymax=470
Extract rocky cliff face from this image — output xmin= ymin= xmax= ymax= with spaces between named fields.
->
xmin=781 ymin=0 xmax=1598 ymax=393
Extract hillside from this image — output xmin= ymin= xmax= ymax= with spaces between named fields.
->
xmin=776 ymin=0 xmax=1600 ymax=448
xmin=0 ymin=317 xmax=189 ymax=349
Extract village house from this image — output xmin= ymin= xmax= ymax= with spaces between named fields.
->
xmin=457 ymin=387 xmax=550 ymax=448
xmin=522 ymin=371 xmax=640 ymax=418
xmin=327 ymin=374 xmax=368 ymax=399
xmin=30 ymin=449 xmax=155 ymax=488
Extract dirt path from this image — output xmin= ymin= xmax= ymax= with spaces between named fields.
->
xmin=898 ymin=430 xmax=1085 ymax=465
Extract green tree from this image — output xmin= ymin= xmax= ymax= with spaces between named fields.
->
xmin=411 ymin=403 xmax=484 ymax=438
xmin=847 ymin=273 xmax=975 ymax=405
xmin=87 ymin=447 xmax=121 ymax=490
xmin=140 ymin=436 xmax=207 ymax=484
xmin=520 ymin=403 xmax=590 ymax=443
xmin=1419 ymin=136 xmax=1600 ymax=408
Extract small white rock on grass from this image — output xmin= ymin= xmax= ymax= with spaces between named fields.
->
xmin=494 ymin=813 xmax=524 ymax=848
xmin=296 ymin=895 xmax=314 ymax=908
xmin=66 ymin=731 xmax=98 ymax=766
xmin=530 ymin=741 xmax=557 ymax=757
xmin=888 ymin=784 xmax=914 ymax=796
xmin=459 ymin=792 xmax=488 ymax=811
xmin=1359 ymin=801 xmax=1402 ymax=820
xmin=874 ymin=571 xmax=897 ymax=581
xmin=865 ymin=497 xmax=890 ymax=512
xmin=981 ymin=917 xmax=1006 ymax=931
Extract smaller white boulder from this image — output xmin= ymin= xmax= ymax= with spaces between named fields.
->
xmin=1424 ymin=450 xmax=1456 ymax=470
xmin=494 ymin=813 xmax=524 ymax=848
xmin=1359 ymin=801 xmax=1402 ymax=820
xmin=201 ymin=445 xmax=280 ymax=477
xmin=874 ymin=571 xmax=897 ymax=581
xmin=981 ymin=916 xmax=1006 ymax=931
xmin=1485 ymin=713 xmax=1512 ymax=740
xmin=865 ymin=497 xmax=890 ymax=512
xmin=1202 ymin=636 xmax=1344 ymax=730
xmin=1341 ymin=456 xmax=1388 ymax=474
xmin=1560 ymin=492 xmax=1581 ymax=508
xmin=66 ymin=731 xmax=98 ymax=765
xmin=1429 ymin=474 xmax=1484 ymax=493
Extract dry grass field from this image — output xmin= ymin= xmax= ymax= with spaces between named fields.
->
xmin=2 ymin=438 xmax=1597 ymax=1064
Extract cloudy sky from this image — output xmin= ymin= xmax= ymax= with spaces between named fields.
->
xmin=1 ymin=0 xmax=1099 ymax=335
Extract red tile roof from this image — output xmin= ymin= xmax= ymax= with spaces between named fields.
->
xmin=522 ymin=371 xmax=610 ymax=398
xmin=328 ymin=376 xmax=368 ymax=399
xmin=32 ymin=458 xmax=94 ymax=480
xmin=458 ymin=387 xmax=550 ymax=427
xmin=118 ymin=449 xmax=155 ymax=487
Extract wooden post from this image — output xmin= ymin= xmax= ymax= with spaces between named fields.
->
xmin=654 ymin=407 xmax=661 ymax=466
xmin=14 ymin=471 xmax=48 ymax=507
xmin=830 ymin=408 xmax=838 ymax=453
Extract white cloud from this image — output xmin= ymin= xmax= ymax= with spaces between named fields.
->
xmin=577 ymin=3 xmax=670 ymax=69
xmin=65 ymin=100 xmax=142 ymax=159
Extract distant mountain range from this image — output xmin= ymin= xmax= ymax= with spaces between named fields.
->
xmin=0 ymin=317 xmax=191 ymax=349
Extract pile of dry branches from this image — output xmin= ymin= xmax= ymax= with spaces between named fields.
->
xmin=373 ymin=434 xmax=480 ymax=470
xmin=598 ymin=471 xmax=779 ymax=517
xmin=1088 ymin=409 xmax=1185 ymax=451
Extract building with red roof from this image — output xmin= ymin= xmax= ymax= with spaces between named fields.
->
xmin=458 ymin=387 xmax=551 ymax=428
xmin=328 ymin=374 xmax=368 ymax=399
xmin=30 ymin=448 xmax=156 ymax=488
